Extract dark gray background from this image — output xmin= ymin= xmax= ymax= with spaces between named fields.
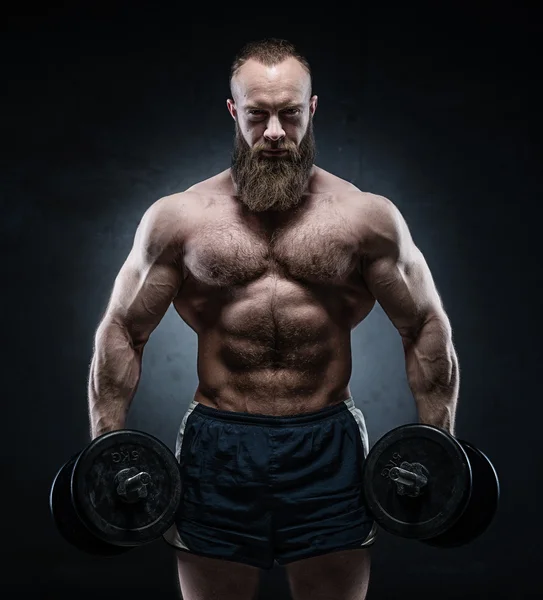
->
xmin=2 ymin=4 xmax=541 ymax=599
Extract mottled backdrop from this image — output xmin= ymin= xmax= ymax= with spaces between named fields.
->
xmin=2 ymin=5 xmax=541 ymax=599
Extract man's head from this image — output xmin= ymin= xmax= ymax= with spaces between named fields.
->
xmin=227 ymin=39 xmax=318 ymax=212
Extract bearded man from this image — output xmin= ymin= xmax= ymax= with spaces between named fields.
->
xmin=88 ymin=38 xmax=458 ymax=600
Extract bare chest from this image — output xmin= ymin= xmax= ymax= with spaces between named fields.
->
xmin=184 ymin=201 xmax=361 ymax=287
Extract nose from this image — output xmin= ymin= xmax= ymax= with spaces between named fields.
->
xmin=264 ymin=115 xmax=285 ymax=144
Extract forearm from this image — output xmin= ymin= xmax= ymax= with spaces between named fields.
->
xmin=87 ymin=321 xmax=143 ymax=439
xmin=403 ymin=315 xmax=459 ymax=434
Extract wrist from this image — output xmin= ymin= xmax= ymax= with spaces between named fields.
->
xmin=418 ymin=406 xmax=455 ymax=436
xmin=90 ymin=419 xmax=125 ymax=440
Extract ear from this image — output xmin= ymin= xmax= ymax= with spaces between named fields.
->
xmin=309 ymin=95 xmax=318 ymax=116
xmin=226 ymin=99 xmax=237 ymax=120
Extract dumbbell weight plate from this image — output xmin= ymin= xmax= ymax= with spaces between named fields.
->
xmin=50 ymin=453 xmax=130 ymax=556
xmin=362 ymin=424 xmax=472 ymax=540
xmin=71 ymin=430 xmax=182 ymax=546
xmin=422 ymin=440 xmax=500 ymax=547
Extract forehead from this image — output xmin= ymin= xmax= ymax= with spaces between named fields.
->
xmin=232 ymin=57 xmax=311 ymax=106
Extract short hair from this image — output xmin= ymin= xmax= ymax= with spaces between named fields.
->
xmin=229 ymin=38 xmax=312 ymax=92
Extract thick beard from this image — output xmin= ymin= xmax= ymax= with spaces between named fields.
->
xmin=231 ymin=119 xmax=316 ymax=212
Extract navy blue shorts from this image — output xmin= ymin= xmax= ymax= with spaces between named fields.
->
xmin=163 ymin=398 xmax=376 ymax=569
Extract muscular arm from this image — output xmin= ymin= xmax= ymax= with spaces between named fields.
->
xmin=361 ymin=196 xmax=459 ymax=434
xmin=88 ymin=198 xmax=185 ymax=439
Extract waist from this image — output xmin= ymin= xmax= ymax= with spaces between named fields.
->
xmin=194 ymin=381 xmax=353 ymax=416
xmin=190 ymin=396 xmax=355 ymax=426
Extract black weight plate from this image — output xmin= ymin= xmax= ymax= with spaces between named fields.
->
xmin=423 ymin=440 xmax=500 ymax=547
xmin=362 ymin=424 xmax=472 ymax=539
xmin=71 ymin=430 xmax=182 ymax=546
xmin=50 ymin=453 xmax=129 ymax=556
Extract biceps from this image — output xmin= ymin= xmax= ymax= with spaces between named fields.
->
xmin=102 ymin=255 xmax=183 ymax=345
xmin=364 ymin=247 xmax=445 ymax=338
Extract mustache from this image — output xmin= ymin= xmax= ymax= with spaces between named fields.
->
xmin=248 ymin=139 xmax=303 ymax=163
xmin=251 ymin=139 xmax=298 ymax=154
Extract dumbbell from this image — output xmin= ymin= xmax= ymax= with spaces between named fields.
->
xmin=50 ymin=430 xmax=182 ymax=555
xmin=361 ymin=424 xmax=500 ymax=547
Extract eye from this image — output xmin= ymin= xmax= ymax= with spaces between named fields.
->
xmin=248 ymin=109 xmax=265 ymax=116
xmin=282 ymin=107 xmax=301 ymax=116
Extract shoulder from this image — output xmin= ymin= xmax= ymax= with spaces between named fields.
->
xmin=341 ymin=191 xmax=412 ymax=258
xmin=141 ymin=191 xmax=198 ymax=229
xmin=338 ymin=188 xmax=401 ymax=228
xmin=144 ymin=168 xmax=232 ymax=222
xmin=312 ymin=167 xmax=401 ymax=223
xmin=310 ymin=167 xmax=407 ymax=240
xmin=347 ymin=191 xmax=401 ymax=225
xmin=133 ymin=192 xmax=202 ymax=256
xmin=138 ymin=170 xmax=232 ymax=242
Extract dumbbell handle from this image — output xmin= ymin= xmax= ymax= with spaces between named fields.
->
xmin=125 ymin=472 xmax=151 ymax=491
xmin=115 ymin=468 xmax=152 ymax=503
xmin=389 ymin=463 xmax=428 ymax=492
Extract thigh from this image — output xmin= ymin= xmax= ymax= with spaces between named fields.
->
xmin=176 ymin=551 xmax=261 ymax=600
xmin=286 ymin=549 xmax=371 ymax=600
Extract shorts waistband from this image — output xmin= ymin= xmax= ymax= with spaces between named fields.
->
xmin=191 ymin=397 xmax=355 ymax=427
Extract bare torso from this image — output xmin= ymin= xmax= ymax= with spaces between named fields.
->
xmin=171 ymin=166 xmax=377 ymax=415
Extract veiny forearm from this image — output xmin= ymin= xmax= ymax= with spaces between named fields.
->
xmin=403 ymin=315 xmax=459 ymax=435
xmin=87 ymin=321 xmax=143 ymax=439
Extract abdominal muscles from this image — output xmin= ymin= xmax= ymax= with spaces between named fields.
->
xmin=186 ymin=275 xmax=355 ymax=414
